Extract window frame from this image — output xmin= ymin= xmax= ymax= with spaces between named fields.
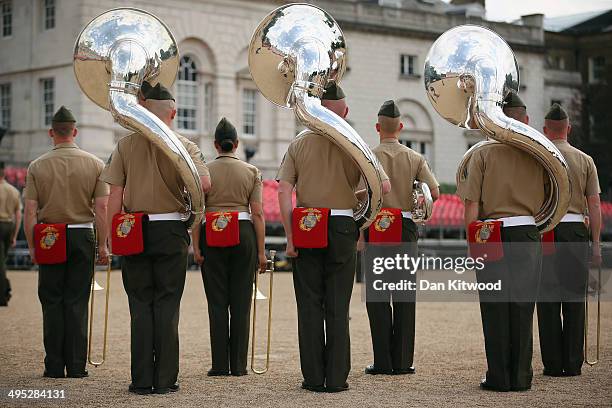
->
xmin=0 ymin=82 xmax=10 ymax=129
xmin=400 ymin=54 xmax=418 ymax=78
xmin=40 ymin=77 xmax=55 ymax=127
xmin=43 ymin=0 xmax=55 ymax=30
xmin=176 ymin=55 xmax=199 ymax=133
xmin=1 ymin=1 xmax=12 ymax=38
xmin=242 ymin=88 xmax=257 ymax=138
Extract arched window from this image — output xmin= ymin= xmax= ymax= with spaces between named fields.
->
xmin=177 ymin=56 xmax=198 ymax=131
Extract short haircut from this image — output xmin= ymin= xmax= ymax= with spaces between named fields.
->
xmin=545 ymin=118 xmax=569 ymax=133
xmin=378 ymin=116 xmax=400 ymax=134
xmin=52 ymin=122 xmax=75 ymax=137
xmin=503 ymin=106 xmax=527 ymax=122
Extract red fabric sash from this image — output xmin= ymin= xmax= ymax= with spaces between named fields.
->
xmin=205 ymin=211 xmax=240 ymax=247
xmin=34 ymin=223 xmax=67 ymax=264
xmin=112 ymin=213 xmax=146 ymax=256
xmin=292 ymin=207 xmax=330 ymax=249
xmin=368 ymin=208 xmax=402 ymax=243
xmin=468 ymin=220 xmax=504 ymax=262
xmin=541 ymin=230 xmax=556 ymax=256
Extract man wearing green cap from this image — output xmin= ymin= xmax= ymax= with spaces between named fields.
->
xmin=458 ymin=91 xmax=547 ymax=391
xmin=23 ymin=106 xmax=109 ymax=378
xmin=0 ymin=161 xmax=22 ymax=306
xmin=101 ymin=82 xmax=210 ymax=395
xmin=536 ymin=103 xmax=601 ymax=377
xmin=191 ymin=117 xmax=266 ymax=377
xmin=364 ymin=100 xmax=439 ymax=376
xmin=277 ymin=83 xmax=390 ymax=393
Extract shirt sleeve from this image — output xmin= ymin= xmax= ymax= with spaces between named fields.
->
xmin=276 ymin=147 xmax=297 ymax=185
xmin=22 ymin=165 xmax=38 ymax=201
xmin=249 ymin=169 xmax=264 ymax=204
xmin=184 ymin=139 xmax=210 ymax=178
xmin=99 ymin=145 xmax=126 ymax=187
xmin=460 ymin=150 xmax=484 ymax=203
xmin=416 ymin=157 xmax=439 ymax=190
xmin=585 ymin=156 xmax=601 ymax=196
xmin=93 ymin=159 xmax=110 ymax=198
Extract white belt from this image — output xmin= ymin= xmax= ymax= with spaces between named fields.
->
xmin=330 ymin=209 xmax=353 ymax=217
xmin=202 ymin=211 xmax=252 ymax=223
xmin=560 ymin=213 xmax=585 ymax=223
xmin=148 ymin=212 xmax=182 ymax=221
xmin=401 ymin=211 xmax=412 ymax=219
xmin=485 ymin=216 xmax=535 ymax=227
xmin=67 ymin=222 xmax=94 ymax=229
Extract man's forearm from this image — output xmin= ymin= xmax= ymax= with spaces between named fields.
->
xmin=23 ymin=203 xmax=37 ymax=251
xmin=252 ymin=213 xmax=266 ymax=255
xmin=191 ymin=222 xmax=201 ymax=252
xmin=279 ymin=191 xmax=293 ymax=241
xmin=587 ymin=195 xmax=602 ymax=243
xmin=12 ymin=211 xmax=22 ymax=240
xmin=106 ymin=187 xmax=123 ymax=241
xmin=464 ymin=200 xmax=479 ymax=230
xmin=95 ymin=197 xmax=109 ymax=248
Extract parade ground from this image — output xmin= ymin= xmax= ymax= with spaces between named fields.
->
xmin=1 ymin=270 xmax=611 ymax=408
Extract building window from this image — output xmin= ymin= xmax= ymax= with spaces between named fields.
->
xmin=0 ymin=83 xmax=10 ymax=129
xmin=546 ymin=55 xmax=565 ymax=70
xmin=242 ymin=89 xmax=257 ymax=137
xmin=400 ymin=54 xmax=417 ymax=77
xmin=589 ymin=56 xmax=605 ymax=84
xmin=43 ymin=0 xmax=55 ymax=30
xmin=176 ymin=56 xmax=198 ymax=132
xmin=40 ymin=78 xmax=54 ymax=126
xmin=1 ymin=1 xmax=12 ymax=37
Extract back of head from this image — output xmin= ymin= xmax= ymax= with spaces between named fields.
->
xmin=214 ymin=117 xmax=238 ymax=153
xmin=377 ymin=100 xmax=401 ymax=135
xmin=502 ymin=91 xmax=528 ymax=124
xmin=544 ymin=103 xmax=570 ymax=138
xmin=321 ymin=83 xmax=348 ymax=118
xmin=51 ymin=106 xmax=77 ymax=138
xmin=140 ymin=82 xmax=176 ymax=123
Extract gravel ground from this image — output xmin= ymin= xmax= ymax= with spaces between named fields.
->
xmin=0 ymin=269 xmax=610 ymax=408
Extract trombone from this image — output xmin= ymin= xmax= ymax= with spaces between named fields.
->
xmin=250 ymin=250 xmax=275 ymax=374
xmin=88 ymin=258 xmax=111 ymax=367
xmin=584 ymin=265 xmax=601 ymax=366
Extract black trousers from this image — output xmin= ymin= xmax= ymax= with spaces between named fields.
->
xmin=476 ymin=225 xmax=541 ymax=391
xmin=38 ymin=228 xmax=95 ymax=376
xmin=537 ymin=222 xmax=588 ymax=374
xmin=0 ymin=221 xmax=14 ymax=304
xmin=292 ymin=216 xmax=357 ymax=388
xmin=200 ymin=220 xmax=257 ymax=374
xmin=366 ymin=218 xmax=418 ymax=371
xmin=122 ymin=221 xmax=189 ymax=389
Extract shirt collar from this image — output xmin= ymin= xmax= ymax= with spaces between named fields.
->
xmin=381 ymin=138 xmax=400 ymax=144
xmin=552 ymin=139 xmax=569 ymax=146
xmin=53 ymin=142 xmax=79 ymax=150
xmin=217 ymin=152 xmax=239 ymax=160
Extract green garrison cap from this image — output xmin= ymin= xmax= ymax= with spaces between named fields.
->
xmin=214 ymin=117 xmax=238 ymax=142
xmin=142 ymin=82 xmax=175 ymax=101
xmin=545 ymin=103 xmax=568 ymax=120
xmin=378 ymin=100 xmax=400 ymax=118
xmin=140 ymin=81 xmax=153 ymax=98
xmin=52 ymin=106 xmax=76 ymax=123
xmin=321 ymin=83 xmax=345 ymax=101
xmin=502 ymin=91 xmax=526 ymax=109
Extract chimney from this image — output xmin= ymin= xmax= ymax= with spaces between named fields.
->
xmin=521 ymin=13 xmax=544 ymax=28
xmin=451 ymin=0 xmax=485 ymax=7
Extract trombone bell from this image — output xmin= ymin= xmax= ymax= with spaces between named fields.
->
xmin=250 ymin=250 xmax=275 ymax=374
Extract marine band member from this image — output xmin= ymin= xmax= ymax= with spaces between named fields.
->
xmin=0 ymin=161 xmax=22 ymax=306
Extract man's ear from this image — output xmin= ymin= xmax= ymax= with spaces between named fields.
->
xmin=171 ymin=108 xmax=177 ymax=121
xmin=48 ymin=129 xmax=54 ymax=138
xmin=398 ymin=122 xmax=404 ymax=132
xmin=235 ymin=140 xmax=240 ymax=150
xmin=524 ymin=114 xmax=530 ymax=125
xmin=375 ymin=123 xmax=381 ymax=133
xmin=73 ymin=128 xmax=78 ymax=138
xmin=344 ymin=106 xmax=349 ymax=118
xmin=543 ymin=126 xmax=548 ymax=136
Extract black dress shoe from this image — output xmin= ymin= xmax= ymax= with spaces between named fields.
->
xmin=67 ymin=370 xmax=89 ymax=378
xmin=326 ymin=382 xmax=349 ymax=393
xmin=563 ymin=369 xmax=581 ymax=377
xmin=154 ymin=384 xmax=179 ymax=394
xmin=543 ymin=368 xmax=563 ymax=377
xmin=479 ymin=380 xmax=509 ymax=392
xmin=231 ymin=371 xmax=248 ymax=376
xmin=207 ymin=369 xmax=230 ymax=376
xmin=301 ymin=382 xmax=326 ymax=393
xmin=393 ymin=366 xmax=416 ymax=375
xmin=43 ymin=370 xmax=65 ymax=378
xmin=128 ymin=384 xmax=153 ymax=395
xmin=365 ymin=364 xmax=393 ymax=375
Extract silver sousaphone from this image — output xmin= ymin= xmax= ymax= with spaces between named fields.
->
xmin=73 ymin=8 xmax=203 ymax=225
xmin=424 ymin=25 xmax=570 ymax=232
xmin=248 ymin=3 xmax=384 ymax=229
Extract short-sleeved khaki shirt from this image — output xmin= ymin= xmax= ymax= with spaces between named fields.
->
xmin=458 ymin=143 xmax=547 ymax=219
xmin=373 ymin=139 xmax=439 ymax=211
xmin=553 ymin=139 xmax=600 ymax=214
xmin=276 ymin=131 xmax=361 ymax=209
xmin=0 ymin=180 xmax=21 ymax=222
xmin=99 ymin=132 xmax=209 ymax=213
xmin=205 ymin=153 xmax=263 ymax=212
xmin=23 ymin=143 xmax=108 ymax=224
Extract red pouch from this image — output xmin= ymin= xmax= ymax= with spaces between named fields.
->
xmin=468 ymin=220 xmax=504 ymax=262
xmin=541 ymin=230 xmax=556 ymax=256
xmin=112 ymin=213 xmax=147 ymax=256
xmin=292 ymin=207 xmax=330 ymax=249
xmin=368 ymin=208 xmax=402 ymax=243
xmin=205 ymin=211 xmax=240 ymax=247
xmin=34 ymin=223 xmax=67 ymax=264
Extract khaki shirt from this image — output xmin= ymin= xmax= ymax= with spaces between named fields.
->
xmin=276 ymin=131 xmax=361 ymax=209
xmin=459 ymin=143 xmax=547 ymax=219
xmin=373 ymin=139 xmax=439 ymax=211
xmin=100 ymin=132 xmax=209 ymax=213
xmin=553 ymin=139 xmax=600 ymax=214
xmin=205 ymin=153 xmax=263 ymax=212
xmin=23 ymin=143 xmax=108 ymax=224
xmin=0 ymin=180 xmax=21 ymax=222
